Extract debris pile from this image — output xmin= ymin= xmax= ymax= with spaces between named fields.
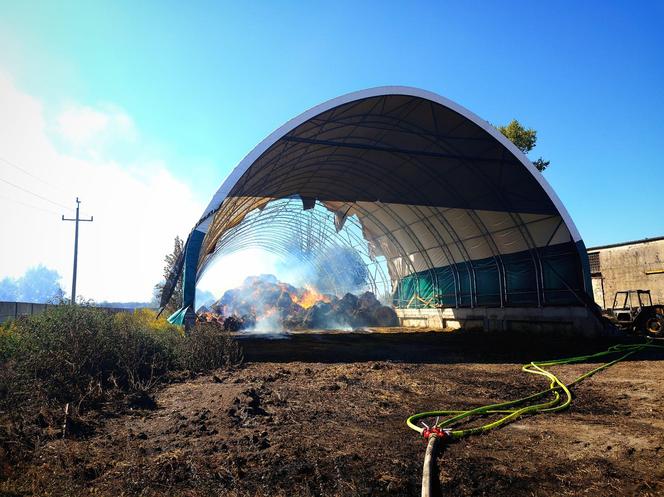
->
xmin=197 ymin=274 xmax=398 ymax=330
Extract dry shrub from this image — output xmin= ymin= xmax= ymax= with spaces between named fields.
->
xmin=0 ymin=305 xmax=241 ymax=465
xmin=1 ymin=306 xmax=181 ymax=404
xmin=112 ymin=309 xmax=182 ymax=392
xmin=177 ymin=322 xmax=243 ymax=372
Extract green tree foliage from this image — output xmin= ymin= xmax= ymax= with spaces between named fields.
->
xmin=154 ymin=236 xmax=184 ymax=315
xmin=497 ymin=119 xmax=550 ymax=172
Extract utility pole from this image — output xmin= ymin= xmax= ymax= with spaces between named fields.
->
xmin=62 ymin=198 xmax=93 ymax=304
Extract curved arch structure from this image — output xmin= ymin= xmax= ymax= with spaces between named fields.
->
xmin=168 ymin=86 xmax=596 ymax=331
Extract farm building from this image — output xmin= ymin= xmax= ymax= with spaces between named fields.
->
xmin=163 ymin=87 xmax=604 ymax=334
xmin=588 ymin=236 xmax=664 ymax=309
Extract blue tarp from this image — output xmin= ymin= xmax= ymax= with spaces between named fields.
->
xmin=167 ymin=229 xmax=205 ymax=325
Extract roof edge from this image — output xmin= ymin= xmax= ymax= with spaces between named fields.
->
xmin=587 ymin=235 xmax=664 ymax=251
xmin=198 ymin=85 xmax=582 ymax=242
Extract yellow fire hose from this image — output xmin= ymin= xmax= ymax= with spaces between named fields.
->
xmin=406 ymin=339 xmax=664 ymax=496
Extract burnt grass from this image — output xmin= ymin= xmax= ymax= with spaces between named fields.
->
xmin=2 ymin=330 xmax=663 ymax=497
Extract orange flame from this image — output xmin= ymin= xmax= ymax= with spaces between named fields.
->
xmin=292 ymin=285 xmax=331 ymax=309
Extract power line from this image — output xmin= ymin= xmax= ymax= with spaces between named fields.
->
xmin=0 ymin=194 xmax=61 ymax=216
xmin=0 ymin=155 xmax=70 ymax=197
xmin=0 ymin=176 xmax=72 ymax=211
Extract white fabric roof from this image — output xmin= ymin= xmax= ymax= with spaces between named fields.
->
xmin=193 ymin=87 xmax=583 ymax=291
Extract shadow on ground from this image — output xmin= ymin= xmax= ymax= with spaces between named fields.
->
xmin=238 ymin=329 xmax=664 ymax=364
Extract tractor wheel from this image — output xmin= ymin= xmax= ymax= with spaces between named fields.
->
xmin=644 ymin=313 xmax=664 ymax=337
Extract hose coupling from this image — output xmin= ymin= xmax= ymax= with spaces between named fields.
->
xmin=422 ymin=427 xmax=450 ymax=441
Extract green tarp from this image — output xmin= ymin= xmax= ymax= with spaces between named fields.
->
xmin=393 ymin=241 xmax=586 ymax=308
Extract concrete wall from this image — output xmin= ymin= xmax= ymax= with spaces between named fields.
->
xmin=0 ymin=301 xmax=51 ymax=323
xmin=588 ymin=238 xmax=664 ymax=308
xmin=0 ymin=301 xmax=138 ymax=324
xmin=395 ymin=306 xmax=604 ymax=337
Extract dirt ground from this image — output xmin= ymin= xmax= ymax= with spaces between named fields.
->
xmin=2 ymin=330 xmax=663 ymax=497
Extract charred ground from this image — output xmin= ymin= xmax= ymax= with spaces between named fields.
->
xmin=2 ymin=330 xmax=663 ymax=497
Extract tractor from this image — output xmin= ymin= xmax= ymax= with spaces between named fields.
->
xmin=603 ymin=289 xmax=664 ymax=337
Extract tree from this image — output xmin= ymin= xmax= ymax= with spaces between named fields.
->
xmin=154 ymin=236 xmax=184 ymax=316
xmin=0 ymin=277 xmax=19 ymax=301
xmin=0 ymin=265 xmax=64 ymax=303
xmin=496 ymin=119 xmax=550 ymax=172
xmin=18 ymin=266 xmax=65 ymax=303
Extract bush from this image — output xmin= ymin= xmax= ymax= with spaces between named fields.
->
xmin=177 ymin=322 xmax=243 ymax=372
xmin=112 ymin=309 xmax=182 ymax=392
xmin=3 ymin=306 xmax=183 ymax=406
xmin=6 ymin=305 xmax=119 ymax=409
xmin=0 ymin=305 xmax=242 ymax=463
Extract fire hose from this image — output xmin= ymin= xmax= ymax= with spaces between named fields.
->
xmin=406 ymin=339 xmax=664 ymax=497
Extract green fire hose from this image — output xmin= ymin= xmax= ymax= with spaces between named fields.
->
xmin=407 ymin=339 xmax=664 ymax=497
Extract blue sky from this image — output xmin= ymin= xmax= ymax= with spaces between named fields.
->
xmin=0 ymin=1 xmax=663 ymax=300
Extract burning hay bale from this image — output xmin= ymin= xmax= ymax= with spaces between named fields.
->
xmin=197 ymin=311 xmax=223 ymax=324
xmin=223 ymin=315 xmax=245 ymax=332
xmin=199 ymin=274 xmax=398 ymax=331
xmin=294 ymin=291 xmax=398 ymax=329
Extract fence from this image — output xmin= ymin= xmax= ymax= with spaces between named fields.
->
xmin=0 ymin=301 xmax=138 ymax=324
